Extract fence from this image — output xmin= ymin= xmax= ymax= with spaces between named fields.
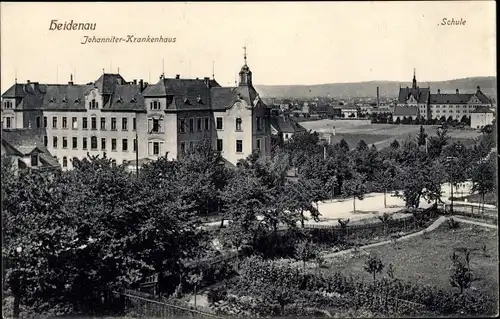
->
xmin=115 ymin=290 xmax=224 ymax=319
xmin=440 ymin=203 xmax=498 ymax=222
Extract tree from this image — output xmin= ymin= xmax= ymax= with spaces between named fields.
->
xmin=427 ymin=127 xmax=450 ymax=159
xmin=372 ymin=158 xmax=399 ymax=208
xmin=471 ymin=157 xmax=496 ymax=215
xmin=356 ymin=140 xmax=369 ymax=152
xmin=416 ymin=125 xmax=428 ymax=147
xmin=396 ymin=143 xmax=445 ymax=208
xmin=338 ymin=218 xmax=350 ymax=241
xmin=449 ymin=252 xmax=475 ymax=294
xmin=341 ymin=172 xmax=366 ymax=214
xmin=395 ymin=117 xmax=401 ymax=125
xmin=186 ymin=271 xmax=204 ymax=308
xmin=294 ymin=239 xmax=318 ymax=270
xmin=364 ymin=253 xmax=385 ymax=283
xmin=390 ymin=139 xmax=400 ymax=149
xmin=338 ymin=139 xmax=350 ymax=153
xmin=378 ymin=213 xmax=393 ymax=236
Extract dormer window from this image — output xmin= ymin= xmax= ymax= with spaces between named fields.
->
xmin=130 ymin=97 xmax=137 ymax=103
xmin=3 ymin=100 xmax=13 ymax=109
xmin=150 ymin=101 xmax=161 ymax=110
xmin=184 ymin=98 xmax=190 ymax=105
xmin=62 ymin=97 xmax=67 ymax=103
xmin=89 ymin=99 xmax=98 ymax=109
xmin=50 ymin=97 xmax=55 ymax=103
xmin=75 ymin=98 xmax=81 ymax=104
xmin=197 ymin=96 xmax=203 ymax=103
xmin=30 ymin=153 xmax=39 ymax=167
xmin=117 ymin=97 xmax=123 ymax=103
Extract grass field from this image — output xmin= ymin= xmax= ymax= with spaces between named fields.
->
xmin=322 ymin=223 xmax=498 ymax=304
xmin=301 ymin=119 xmax=481 ymax=149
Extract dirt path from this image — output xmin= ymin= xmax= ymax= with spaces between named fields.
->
xmin=322 ymin=215 xmax=496 ymax=259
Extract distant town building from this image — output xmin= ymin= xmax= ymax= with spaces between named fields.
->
xmin=395 ymin=70 xmax=493 ymax=125
xmin=270 ymin=115 xmax=306 ymax=142
xmin=1 ymin=51 xmax=272 ymax=169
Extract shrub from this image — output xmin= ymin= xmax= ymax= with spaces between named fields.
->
xmin=207 ymin=286 xmax=228 ymax=304
xmin=447 ymin=218 xmax=460 ymax=229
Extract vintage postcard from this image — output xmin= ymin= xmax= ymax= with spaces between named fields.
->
xmin=1 ymin=1 xmax=497 ymax=318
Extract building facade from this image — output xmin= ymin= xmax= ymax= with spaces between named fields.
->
xmin=470 ymin=106 xmax=495 ymax=129
xmin=1 ymin=57 xmax=272 ymax=170
xmin=395 ymin=70 xmax=493 ymax=124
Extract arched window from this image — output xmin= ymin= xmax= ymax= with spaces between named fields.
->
xmin=63 ymin=156 xmax=68 ymax=168
xmin=235 ymin=118 xmax=242 ymax=131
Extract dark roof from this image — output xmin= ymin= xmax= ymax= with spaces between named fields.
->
xmin=2 ymin=84 xmax=26 ymax=98
xmin=94 ymin=74 xmax=127 ymax=94
xmin=393 ymin=106 xmax=418 ymax=116
xmin=270 ymin=116 xmax=306 ymax=133
xmin=211 ymin=85 xmax=259 ymax=111
xmin=398 ymin=87 xmax=430 ymax=104
xmin=105 ymin=84 xmax=145 ymax=111
xmin=142 ymin=77 xmax=223 ymax=111
xmin=2 ymin=74 xmax=269 ymax=113
xmin=471 ymin=106 xmax=494 ymax=114
xmin=1 ymin=128 xmax=60 ymax=167
xmin=429 ymin=89 xmax=492 ymax=105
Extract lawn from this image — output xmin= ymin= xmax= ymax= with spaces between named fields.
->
xmin=300 ymin=119 xmax=481 ymax=149
xmin=322 ymin=223 xmax=498 ymax=305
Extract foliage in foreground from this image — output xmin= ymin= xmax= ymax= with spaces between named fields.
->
xmin=217 ymin=257 xmax=493 ymax=317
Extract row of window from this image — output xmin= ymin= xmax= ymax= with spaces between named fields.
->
xmin=40 ymin=116 xmax=137 ymax=131
xmin=432 ymin=110 xmax=473 ymax=114
xmin=46 ymin=136 xmax=137 ymax=152
xmin=432 ymin=105 xmax=477 ymax=109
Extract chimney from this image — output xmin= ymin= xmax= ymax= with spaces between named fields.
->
xmin=204 ymin=77 xmax=210 ymax=87
xmin=68 ymin=74 xmax=74 ymax=85
xmin=477 ymin=86 xmax=481 ymax=92
xmin=175 ymin=74 xmax=180 ymax=79
xmin=133 ymin=79 xmax=137 ymax=85
xmin=456 ymin=89 xmax=459 ymax=94
xmin=27 ymin=80 xmax=30 ymax=84
xmin=437 ymin=89 xmax=441 ymax=94
xmin=376 ymin=86 xmax=380 ymax=107
xmin=139 ymin=79 xmax=144 ymax=92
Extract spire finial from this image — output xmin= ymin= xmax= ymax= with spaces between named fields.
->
xmin=102 ymin=68 xmax=105 ymax=74
xmin=15 ymin=68 xmax=17 ymax=83
xmin=243 ymin=45 xmax=247 ymax=65
xmin=212 ymin=61 xmax=215 ymax=80
xmin=162 ymin=58 xmax=165 ymax=77
xmin=117 ymin=67 xmax=120 ymax=74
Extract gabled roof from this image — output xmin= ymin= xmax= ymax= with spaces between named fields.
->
xmin=393 ymin=105 xmax=418 ymax=116
xmin=398 ymin=87 xmax=430 ymax=104
xmin=471 ymin=106 xmax=494 ymax=114
xmin=270 ymin=116 xmax=306 ymax=134
xmin=1 ymin=128 xmax=60 ymax=168
xmin=210 ymin=85 xmax=258 ymax=111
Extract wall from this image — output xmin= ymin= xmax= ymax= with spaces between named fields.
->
xmin=471 ymin=112 xmax=494 ymax=129
xmin=214 ymin=99 xmax=253 ymax=165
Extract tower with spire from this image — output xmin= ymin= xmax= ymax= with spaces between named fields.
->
xmin=412 ymin=68 xmax=417 ymax=89
xmin=238 ymin=46 xmax=252 ymax=86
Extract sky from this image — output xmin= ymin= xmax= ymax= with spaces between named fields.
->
xmin=0 ymin=1 xmax=496 ymax=92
